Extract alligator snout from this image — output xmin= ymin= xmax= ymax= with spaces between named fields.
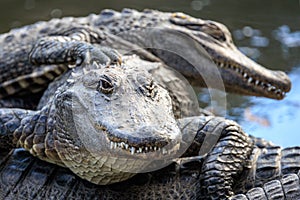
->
xmin=272 ymin=70 xmax=291 ymax=92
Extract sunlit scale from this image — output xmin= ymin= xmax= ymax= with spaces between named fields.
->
xmin=213 ymin=60 xmax=285 ymax=97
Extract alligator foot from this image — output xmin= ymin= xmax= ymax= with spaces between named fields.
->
xmin=29 ymin=38 xmax=121 ymax=67
xmin=179 ymin=116 xmax=254 ymax=199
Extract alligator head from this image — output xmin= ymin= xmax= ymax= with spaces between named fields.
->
xmin=53 ymin=62 xmax=183 ymax=185
xmin=96 ymin=9 xmax=291 ymax=100
xmin=164 ymin=12 xmax=291 ymax=100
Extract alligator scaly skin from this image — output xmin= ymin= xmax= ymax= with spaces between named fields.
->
xmin=0 ymin=88 xmax=298 ymax=199
xmin=0 ymin=8 xmax=294 ymax=199
xmin=0 ymin=9 xmax=291 ymax=100
xmin=1 ymin=124 xmax=300 ymax=199
xmin=0 ymin=54 xmax=253 ymax=198
xmin=0 ymin=114 xmax=251 ymax=199
xmin=0 ymin=148 xmax=202 ymax=200
xmin=0 ymin=84 xmax=299 ymax=199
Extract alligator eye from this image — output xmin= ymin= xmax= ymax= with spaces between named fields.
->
xmin=183 ymin=23 xmax=226 ymax=41
xmin=97 ymin=75 xmax=114 ymax=94
xmin=200 ymin=23 xmax=226 ymax=41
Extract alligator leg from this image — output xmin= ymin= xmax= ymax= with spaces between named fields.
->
xmin=0 ymin=106 xmax=64 ymax=166
xmin=178 ymin=116 xmax=254 ymax=200
xmin=29 ymin=26 xmax=121 ymax=66
xmin=179 ymin=116 xmax=300 ymax=199
xmin=29 ymin=37 xmax=121 ymax=67
xmin=0 ymin=108 xmax=34 ymax=150
xmin=0 ymin=108 xmax=39 ymax=148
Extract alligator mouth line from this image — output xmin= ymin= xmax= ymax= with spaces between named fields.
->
xmin=109 ymin=140 xmax=169 ymax=155
xmin=95 ymin=124 xmax=170 ymax=155
xmin=213 ymin=59 xmax=287 ymax=98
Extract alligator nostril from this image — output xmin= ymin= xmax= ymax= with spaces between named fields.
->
xmin=272 ymin=70 xmax=289 ymax=79
xmin=276 ymin=71 xmax=287 ymax=77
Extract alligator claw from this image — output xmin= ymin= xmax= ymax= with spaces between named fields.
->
xmin=100 ymin=46 xmax=122 ymax=65
xmin=77 ymin=46 xmax=122 ymax=67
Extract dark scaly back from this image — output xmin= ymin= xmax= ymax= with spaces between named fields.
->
xmin=0 ymin=148 xmax=201 ymax=199
xmin=233 ymin=145 xmax=300 ymax=195
xmin=87 ymin=9 xmax=168 ymax=34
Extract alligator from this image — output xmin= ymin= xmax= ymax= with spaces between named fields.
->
xmin=0 ymin=8 xmax=291 ymax=102
xmin=2 ymin=117 xmax=300 ymax=199
xmin=0 ymin=8 xmax=294 ymax=199
xmin=0 ymin=53 xmax=298 ymax=199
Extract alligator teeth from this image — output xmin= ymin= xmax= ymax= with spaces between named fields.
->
xmin=275 ymin=89 xmax=282 ymax=94
xmin=109 ymin=141 xmax=168 ymax=154
xmin=162 ymin=148 xmax=167 ymax=155
xmin=268 ymin=86 xmax=276 ymax=91
xmin=131 ymin=147 xmax=135 ymax=155
xmin=213 ymin=60 xmax=285 ymax=97
xmin=248 ymin=77 xmax=253 ymax=84
xmin=120 ymin=142 xmax=125 ymax=148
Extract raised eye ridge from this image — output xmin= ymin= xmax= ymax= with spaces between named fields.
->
xmin=139 ymin=80 xmax=157 ymax=98
xmin=97 ymin=74 xmax=114 ymax=94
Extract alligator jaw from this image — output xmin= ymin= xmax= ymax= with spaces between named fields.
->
xmin=204 ymin=44 xmax=291 ymax=100
xmin=94 ymin=122 xmax=180 ymax=157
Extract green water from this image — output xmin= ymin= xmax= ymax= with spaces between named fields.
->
xmin=0 ymin=0 xmax=300 ymax=146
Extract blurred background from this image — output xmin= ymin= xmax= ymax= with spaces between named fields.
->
xmin=0 ymin=0 xmax=299 ymax=147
